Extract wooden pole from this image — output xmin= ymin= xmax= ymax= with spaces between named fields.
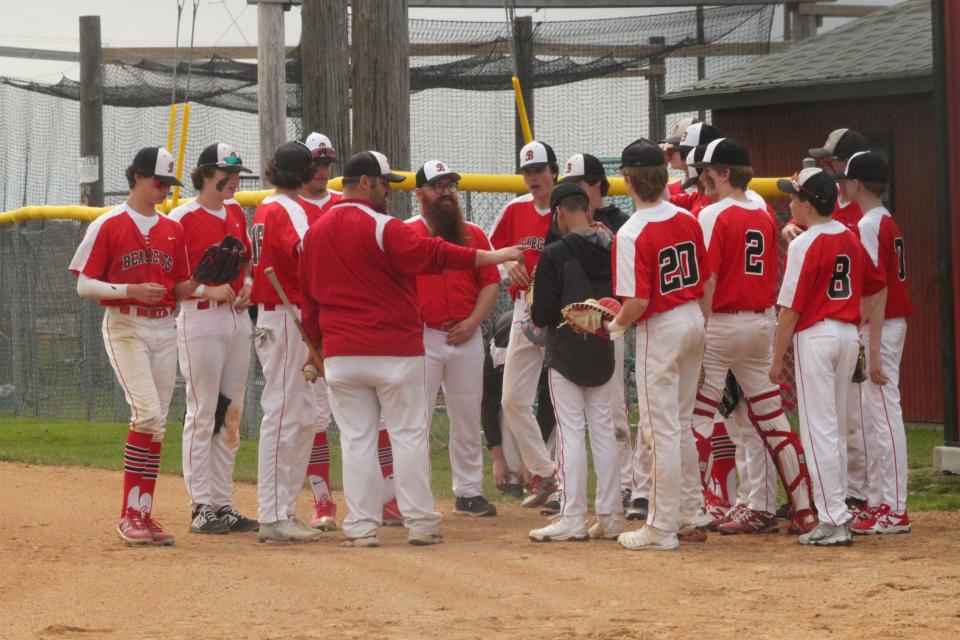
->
xmin=696 ymin=7 xmax=706 ymax=122
xmin=352 ymin=0 xmax=411 ymax=217
xmin=79 ymin=16 xmax=103 ymax=207
xmin=647 ymin=36 xmax=666 ymax=143
xmin=257 ymin=1 xmax=288 ymax=185
xmin=301 ymin=0 xmax=351 ymax=157
xmin=513 ymin=15 xmax=535 ymax=171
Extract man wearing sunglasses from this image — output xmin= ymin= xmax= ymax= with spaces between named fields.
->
xmin=70 ymin=146 xmax=201 ymax=546
xmin=405 ymin=160 xmax=500 ymax=518
xmin=169 ymin=143 xmax=257 ymax=536
xmin=299 ymin=150 xmax=524 ymax=547
xmin=297 ymin=132 xmax=342 ymax=531
xmin=782 ymin=128 xmax=869 ymax=241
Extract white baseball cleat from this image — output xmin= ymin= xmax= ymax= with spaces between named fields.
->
xmin=258 ymin=519 xmax=323 ymax=544
xmin=408 ymin=531 xmax=443 ymax=546
xmin=797 ymin=522 xmax=853 ymax=547
xmin=618 ymin=526 xmax=679 ymax=551
xmin=529 ymin=517 xmax=589 ymax=542
xmin=678 ymin=508 xmax=712 ymax=534
xmin=588 ymin=514 xmax=625 ymax=540
xmin=341 ymin=534 xmax=380 ymax=548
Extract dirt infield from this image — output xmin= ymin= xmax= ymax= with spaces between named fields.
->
xmin=1 ymin=462 xmax=959 ymax=640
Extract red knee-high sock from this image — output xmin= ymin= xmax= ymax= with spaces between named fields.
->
xmin=307 ymin=431 xmax=332 ymax=503
xmin=121 ymin=430 xmax=152 ymax=518
xmin=693 ymin=425 xmax=713 ymax=487
xmin=378 ymin=429 xmax=394 ymax=479
xmin=709 ymin=423 xmax=737 ymax=504
xmin=137 ymin=439 xmax=162 ymax=516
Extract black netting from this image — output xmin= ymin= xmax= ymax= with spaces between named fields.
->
xmin=0 ymin=7 xmax=776 ymax=429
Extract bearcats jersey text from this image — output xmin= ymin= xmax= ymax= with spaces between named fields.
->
xmin=488 ymin=193 xmax=553 ymax=299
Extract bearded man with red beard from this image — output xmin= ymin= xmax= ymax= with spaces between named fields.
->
xmin=405 ymin=160 xmax=501 ymax=517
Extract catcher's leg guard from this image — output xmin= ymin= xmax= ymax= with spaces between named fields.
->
xmin=709 ymin=423 xmax=737 ymax=504
xmin=692 ymin=422 xmax=713 ymax=487
xmin=747 ymin=389 xmax=813 ymax=516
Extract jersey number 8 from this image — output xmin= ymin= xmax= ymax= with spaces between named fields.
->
xmin=828 ymin=254 xmax=852 ymax=300
xmin=659 ymin=241 xmax=700 ymax=294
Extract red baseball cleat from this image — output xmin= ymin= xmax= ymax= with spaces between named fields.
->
xmin=382 ymin=497 xmax=404 ymax=526
xmin=142 ymin=514 xmax=176 ymax=546
xmin=311 ymin=497 xmax=338 ymax=531
xmin=521 ymin=475 xmax=558 ymax=508
xmin=717 ymin=509 xmax=779 ymax=535
xmin=787 ymin=509 xmax=818 ymax=535
xmin=117 ymin=507 xmax=153 ymax=546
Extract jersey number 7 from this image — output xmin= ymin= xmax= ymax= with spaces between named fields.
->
xmin=659 ymin=241 xmax=700 ymax=294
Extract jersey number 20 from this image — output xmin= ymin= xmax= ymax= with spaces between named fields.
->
xmin=251 ymin=223 xmax=265 ymax=266
xmin=659 ymin=242 xmax=700 ymax=294
xmin=828 ymin=254 xmax=852 ymax=300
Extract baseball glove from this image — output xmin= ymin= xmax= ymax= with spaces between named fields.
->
xmin=558 ymin=297 xmax=622 ymax=339
xmin=193 ymin=235 xmax=247 ymax=286
xmin=852 ymin=342 xmax=867 ymax=383
xmin=718 ymin=371 xmax=742 ymax=418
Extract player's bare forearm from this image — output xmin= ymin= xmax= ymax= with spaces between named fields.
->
xmin=477 ymin=247 xmax=525 ymax=269
xmin=863 ymin=288 xmax=889 ymax=384
xmin=174 ymin=278 xmax=201 ymax=301
xmin=699 ymin=274 xmax=717 ymax=320
xmin=612 ymin=297 xmax=648 ymax=328
xmin=770 ymin=307 xmax=800 ymax=384
xmin=470 ymin=283 xmax=500 ymax=325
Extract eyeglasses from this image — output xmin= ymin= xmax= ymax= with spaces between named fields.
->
xmin=428 ymin=182 xmax=458 ymax=195
xmin=310 ymin=146 xmax=336 ymax=159
xmin=790 ymin=172 xmax=824 ymax=204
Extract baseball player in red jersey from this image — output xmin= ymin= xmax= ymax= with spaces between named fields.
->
xmin=782 ymin=128 xmax=869 ymax=241
xmin=607 ymin=139 xmax=711 ymax=551
xmin=169 ymin=143 xmax=258 ymax=535
xmin=772 ymin=167 xmax=884 ymax=546
xmin=297 ymin=131 xmax=343 ymax=530
xmin=249 ymin=141 xmax=323 ymax=544
xmin=667 ymin=122 xmax=722 ymax=215
xmin=835 ymin=152 xmax=914 ymax=535
xmin=406 ymin=160 xmax=500 ymax=517
xmin=299 ymin=151 xmax=522 ymax=547
xmin=70 ymin=146 xmax=199 ymax=546
xmin=489 ymin=140 xmax=559 ymax=508
xmin=691 ymin=138 xmax=817 ymax=536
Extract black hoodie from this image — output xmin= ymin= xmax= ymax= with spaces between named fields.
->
xmin=530 ymin=228 xmax=615 ymax=387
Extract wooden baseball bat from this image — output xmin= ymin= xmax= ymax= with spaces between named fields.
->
xmin=262 ymin=266 xmax=325 ymax=377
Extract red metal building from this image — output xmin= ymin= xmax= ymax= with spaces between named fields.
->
xmin=664 ymin=0 xmax=942 ymax=422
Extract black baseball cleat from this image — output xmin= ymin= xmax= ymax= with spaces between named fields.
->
xmin=776 ymin=502 xmax=791 ymax=519
xmin=190 ymin=504 xmax=230 ymax=534
xmin=453 ymin=495 xmax=498 ymax=517
xmin=539 ymin=490 xmax=562 ymax=516
xmin=621 ymin=488 xmax=632 ymax=509
xmin=501 ymin=483 xmax=525 ymax=499
xmin=626 ymin=497 xmax=649 ymax=521
xmin=216 ymin=505 xmax=259 ymax=532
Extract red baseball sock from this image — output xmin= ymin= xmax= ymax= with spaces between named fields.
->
xmin=137 ymin=439 xmax=162 ymax=516
xmin=121 ymin=430 xmax=152 ymax=518
xmin=709 ymin=423 xmax=737 ymax=504
xmin=378 ymin=428 xmax=394 ymax=479
xmin=307 ymin=431 xmax=332 ymax=503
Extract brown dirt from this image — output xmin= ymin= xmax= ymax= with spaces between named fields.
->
xmin=1 ymin=462 xmax=959 ymax=640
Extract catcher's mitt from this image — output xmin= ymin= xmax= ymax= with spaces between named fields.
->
xmin=852 ymin=342 xmax=867 ymax=383
xmin=718 ymin=371 xmax=742 ymax=418
xmin=193 ymin=235 xmax=247 ymax=286
xmin=558 ymin=297 xmax=622 ymax=339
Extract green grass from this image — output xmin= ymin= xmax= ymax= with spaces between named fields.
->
xmin=0 ymin=416 xmax=957 ymax=510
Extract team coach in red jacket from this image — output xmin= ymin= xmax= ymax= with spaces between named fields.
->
xmin=299 ymin=150 xmax=523 ymax=547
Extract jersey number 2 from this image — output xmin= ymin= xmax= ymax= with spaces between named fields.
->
xmin=251 ymin=223 xmax=265 ymax=266
xmin=744 ymin=230 xmax=764 ymax=275
xmin=828 ymin=254 xmax=852 ymax=300
xmin=659 ymin=242 xmax=700 ymax=294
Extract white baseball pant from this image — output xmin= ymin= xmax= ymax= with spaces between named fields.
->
xmin=547 ymin=368 xmax=621 ymax=522
xmin=314 ymin=378 xmax=332 ymax=432
xmin=613 ymin=335 xmax=651 ymax=496
xmin=861 ymin=318 xmax=908 ymax=513
xmin=501 ymin=298 xmax=554 ymax=478
xmin=102 ymin=308 xmax=177 ymax=438
xmin=254 ymin=306 xmax=317 ymax=524
xmin=635 ymin=302 xmax=705 ymax=534
xmin=324 ymin=355 xmax=441 ymax=539
xmin=793 ymin=319 xmax=860 ymax=527
xmin=424 ymin=326 xmax=485 ymax=498
xmin=177 ymin=301 xmax=252 ymax=509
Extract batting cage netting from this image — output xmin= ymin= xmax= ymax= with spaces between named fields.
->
xmin=0 ymin=5 xmax=780 ymax=435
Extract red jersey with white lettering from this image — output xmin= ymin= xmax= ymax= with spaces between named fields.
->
xmin=406 ymin=217 xmax=501 ymax=325
xmin=613 ymin=201 xmax=710 ymax=321
xmin=858 ymin=206 xmax=913 ymax=319
xmin=250 ymin=194 xmax=310 ymax=306
xmin=68 ymin=203 xmax=190 ymax=309
xmin=488 ymin=193 xmax=552 ymax=299
xmin=300 ymin=199 xmax=478 ymax=358
xmin=300 ymin=190 xmax=343 ymax=226
xmin=169 ymin=199 xmax=251 ymax=296
xmin=777 ymin=221 xmax=877 ymax=332
xmin=698 ymin=196 xmax=779 ymax=312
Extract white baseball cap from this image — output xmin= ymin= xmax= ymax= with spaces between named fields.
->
xmin=560 ymin=153 xmax=605 ymax=181
xmin=663 ymin=116 xmax=697 ymax=145
xmin=302 ymin=132 xmax=337 ymax=162
xmin=416 ymin=160 xmax=461 ymax=188
xmin=518 ymin=140 xmax=557 ymax=172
